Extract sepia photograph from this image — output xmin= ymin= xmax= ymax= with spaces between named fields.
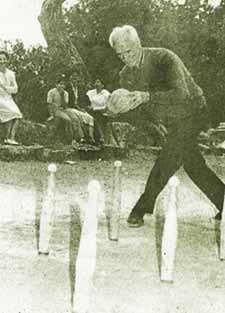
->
xmin=0 ymin=0 xmax=225 ymax=312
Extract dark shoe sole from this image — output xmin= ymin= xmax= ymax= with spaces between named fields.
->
xmin=127 ymin=221 xmax=144 ymax=228
xmin=127 ymin=216 xmax=144 ymax=228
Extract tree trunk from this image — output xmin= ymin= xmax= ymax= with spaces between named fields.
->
xmin=38 ymin=0 xmax=121 ymax=146
xmin=38 ymin=0 xmax=90 ymax=80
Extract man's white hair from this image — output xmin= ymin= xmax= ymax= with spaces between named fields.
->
xmin=109 ymin=25 xmax=141 ymax=48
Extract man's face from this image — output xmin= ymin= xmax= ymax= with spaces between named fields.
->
xmin=70 ymin=74 xmax=78 ymax=85
xmin=94 ymin=79 xmax=103 ymax=90
xmin=114 ymin=41 xmax=140 ymax=67
xmin=56 ymin=81 xmax=65 ymax=92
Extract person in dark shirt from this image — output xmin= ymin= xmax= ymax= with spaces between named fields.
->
xmin=65 ymin=72 xmax=79 ymax=109
xmin=108 ymin=25 xmax=225 ymax=227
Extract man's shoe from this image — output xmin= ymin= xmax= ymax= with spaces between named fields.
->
xmin=215 ymin=212 xmax=222 ymax=221
xmin=127 ymin=214 xmax=144 ymax=228
xmin=4 ymin=139 xmax=19 ymax=145
xmin=8 ymin=139 xmax=19 ymax=145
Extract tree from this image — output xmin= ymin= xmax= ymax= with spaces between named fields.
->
xmin=38 ymin=0 xmax=90 ymax=83
xmin=5 ymin=0 xmax=225 ymax=127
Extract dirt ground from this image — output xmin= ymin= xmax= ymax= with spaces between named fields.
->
xmin=0 ymin=152 xmax=225 ymax=313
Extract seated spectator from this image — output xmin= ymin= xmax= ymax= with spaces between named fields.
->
xmin=86 ymin=79 xmax=111 ymax=144
xmin=65 ymin=103 xmax=95 ymax=144
xmin=47 ymin=77 xmax=84 ymax=144
xmin=65 ymin=72 xmax=79 ymax=109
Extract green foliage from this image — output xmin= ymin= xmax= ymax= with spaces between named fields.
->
xmin=6 ymin=0 xmax=225 ymax=125
xmin=64 ymin=0 xmax=225 ymax=125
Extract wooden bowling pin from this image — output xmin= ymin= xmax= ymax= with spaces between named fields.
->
xmin=109 ymin=160 xmax=122 ymax=241
xmin=161 ymin=176 xmax=179 ymax=283
xmin=73 ymin=180 xmax=101 ymax=313
xmin=38 ymin=163 xmax=57 ymax=255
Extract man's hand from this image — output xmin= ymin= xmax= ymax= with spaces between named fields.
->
xmin=106 ymin=89 xmax=150 ymax=114
xmin=151 ymin=122 xmax=168 ymax=144
xmin=129 ymin=91 xmax=150 ymax=107
xmin=47 ymin=103 xmax=58 ymax=117
xmin=103 ymin=107 xmax=117 ymax=117
xmin=86 ymin=105 xmax=93 ymax=112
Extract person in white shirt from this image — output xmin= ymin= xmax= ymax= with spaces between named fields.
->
xmin=47 ymin=79 xmax=69 ymax=117
xmin=86 ymin=79 xmax=111 ymax=111
xmin=0 ymin=51 xmax=22 ymax=145
xmin=86 ymin=79 xmax=111 ymax=143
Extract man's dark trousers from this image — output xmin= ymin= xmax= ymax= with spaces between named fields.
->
xmin=132 ymin=109 xmax=225 ymax=217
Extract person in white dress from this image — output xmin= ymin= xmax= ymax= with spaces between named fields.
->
xmin=0 ymin=51 xmax=22 ymax=145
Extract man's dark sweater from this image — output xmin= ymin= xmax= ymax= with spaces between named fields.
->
xmin=119 ymin=47 xmax=206 ymax=127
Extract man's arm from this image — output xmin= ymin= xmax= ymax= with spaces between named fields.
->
xmin=120 ymin=51 xmax=190 ymax=106
xmin=47 ymin=90 xmax=57 ymax=116
xmin=150 ymin=52 xmax=190 ymax=105
xmin=0 ymin=72 xmax=18 ymax=94
xmin=119 ymin=68 xmax=151 ymax=109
